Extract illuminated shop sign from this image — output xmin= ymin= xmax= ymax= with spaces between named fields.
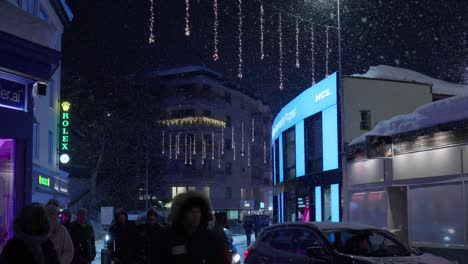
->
xmin=59 ymin=102 xmax=71 ymax=164
xmin=38 ymin=175 xmax=50 ymax=187
xmin=0 ymin=78 xmax=27 ymax=111
xmin=272 ymin=72 xmax=337 ymax=141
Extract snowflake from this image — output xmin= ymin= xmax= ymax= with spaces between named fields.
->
xmin=361 ymin=17 xmax=367 ymax=23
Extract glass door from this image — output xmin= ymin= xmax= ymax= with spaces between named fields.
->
xmin=0 ymin=139 xmax=15 ymax=252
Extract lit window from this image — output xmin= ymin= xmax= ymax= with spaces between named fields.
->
xmin=360 ymin=110 xmax=372 ymax=130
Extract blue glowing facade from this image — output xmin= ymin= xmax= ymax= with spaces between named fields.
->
xmin=272 ymin=73 xmax=341 ymax=223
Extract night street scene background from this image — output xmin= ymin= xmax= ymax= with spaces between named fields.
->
xmin=0 ymin=0 xmax=468 ymax=263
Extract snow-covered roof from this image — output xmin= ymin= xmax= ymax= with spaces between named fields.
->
xmin=353 ymin=65 xmax=468 ymax=96
xmin=144 ymin=65 xmax=222 ymax=79
xmin=350 ymin=94 xmax=468 ymax=145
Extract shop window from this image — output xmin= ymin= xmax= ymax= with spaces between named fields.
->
xmin=283 ymin=127 xmax=296 ymax=180
xmin=360 ymin=110 xmax=371 ymax=130
xmin=305 ymin=112 xmax=323 ymax=174
xmin=323 ymin=186 xmax=331 ymax=222
xmin=410 ymin=183 xmax=464 ymax=245
xmin=349 ymin=191 xmax=387 ymax=228
xmin=0 ymin=139 xmax=16 ymax=237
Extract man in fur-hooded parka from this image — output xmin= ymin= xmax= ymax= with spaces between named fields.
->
xmin=160 ymin=191 xmax=228 ymax=264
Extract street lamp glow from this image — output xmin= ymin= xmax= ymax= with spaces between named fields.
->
xmin=60 ymin=154 xmax=70 ymax=164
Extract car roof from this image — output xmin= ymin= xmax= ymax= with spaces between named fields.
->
xmin=262 ymin=222 xmax=380 ymax=233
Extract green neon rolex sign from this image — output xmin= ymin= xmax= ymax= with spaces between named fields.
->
xmin=60 ymin=101 xmax=71 ymax=164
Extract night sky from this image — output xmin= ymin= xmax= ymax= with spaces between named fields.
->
xmin=63 ymin=0 xmax=467 ymax=113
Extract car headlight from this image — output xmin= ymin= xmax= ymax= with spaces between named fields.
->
xmin=232 ymin=253 xmax=241 ymax=264
xmin=105 ymin=234 xmax=110 ymax=241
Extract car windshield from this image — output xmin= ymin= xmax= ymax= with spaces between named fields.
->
xmin=323 ymin=229 xmax=411 ymax=257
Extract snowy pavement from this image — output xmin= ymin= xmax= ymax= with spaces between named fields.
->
xmin=92 ymin=234 xmax=253 ymax=264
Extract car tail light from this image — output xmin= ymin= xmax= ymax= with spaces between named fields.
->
xmin=244 ymin=249 xmax=250 ymax=260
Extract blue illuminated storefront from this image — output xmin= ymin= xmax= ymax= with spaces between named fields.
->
xmin=272 ymin=73 xmax=341 ymax=223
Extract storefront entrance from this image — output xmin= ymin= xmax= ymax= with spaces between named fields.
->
xmin=0 ymin=139 xmax=15 ymax=251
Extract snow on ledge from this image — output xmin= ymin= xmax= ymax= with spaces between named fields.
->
xmin=353 ymin=65 xmax=468 ymax=96
xmin=350 ymin=94 xmax=468 ymax=145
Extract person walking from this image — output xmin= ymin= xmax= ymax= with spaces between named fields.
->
xmin=253 ymin=215 xmax=262 ymax=239
xmin=0 ymin=203 xmax=60 ymax=264
xmin=136 ymin=209 xmax=163 ymax=264
xmin=161 ymin=191 xmax=229 ymax=264
xmin=243 ymin=215 xmax=254 ymax=246
xmin=109 ymin=210 xmax=137 ymax=264
xmin=69 ymin=208 xmax=96 ymax=264
xmin=46 ymin=204 xmax=74 ymax=264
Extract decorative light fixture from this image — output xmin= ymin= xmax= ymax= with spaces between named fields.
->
xmin=213 ymin=0 xmax=219 ymax=61
xmin=185 ymin=0 xmax=191 ymax=36
xmin=295 ymin=18 xmax=300 ymax=68
xmin=278 ymin=13 xmax=284 ymax=91
xmin=148 ymin=0 xmax=156 ymax=44
xmin=157 ymin=117 xmax=226 ymax=128
xmin=251 ymin=117 xmax=255 ymax=142
xmin=60 ymin=154 xmax=70 ymax=164
xmin=259 ymin=0 xmax=265 ymax=60
xmin=237 ymin=0 xmax=243 ymax=79
xmin=61 ymin=101 xmax=71 ymax=112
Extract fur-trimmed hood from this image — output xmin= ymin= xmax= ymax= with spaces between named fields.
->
xmin=167 ymin=191 xmax=213 ymax=228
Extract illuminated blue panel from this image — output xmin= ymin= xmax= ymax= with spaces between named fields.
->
xmin=279 ymin=134 xmax=284 ymax=183
xmin=280 ymin=193 xmax=284 ymax=223
xmin=315 ymin=186 xmax=322 ymax=222
xmin=331 ymin=184 xmax=340 ymax=222
xmin=295 ymin=121 xmax=305 ymax=177
xmin=277 ymin=195 xmax=281 ymax=223
xmin=272 ymin=73 xmax=337 ymax=142
xmin=272 ymin=144 xmax=276 ymax=186
xmin=322 ymin=105 xmax=339 ymax=171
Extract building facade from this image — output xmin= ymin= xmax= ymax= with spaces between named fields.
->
xmin=0 ymin=0 xmax=72 ymax=243
xmin=272 ymin=71 xmax=458 ymax=224
xmin=141 ymin=66 xmax=273 ymax=220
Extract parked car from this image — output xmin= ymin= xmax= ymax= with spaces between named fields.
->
xmin=244 ymin=222 xmax=453 ymax=264
xmin=224 ymin=228 xmax=241 ymax=264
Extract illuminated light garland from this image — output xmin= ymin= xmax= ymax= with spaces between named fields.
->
xmin=278 ymin=13 xmax=284 ymax=91
xmin=241 ymin=121 xmax=245 ymax=157
xmin=213 ymin=0 xmax=219 ymax=61
xmin=295 ymin=18 xmax=300 ymax=68
xmin=189 ymin=137 xmax=192 ymax=165
xmin=184 ymin=134 xmax=188 ymax=164
xmin=175 ymin=133 xmax=179 ymax=160
xmin=237 ymin=0 xmax=243 ymax=79
xmin=233 ymin=141 xmax=236 ymax=161
xmin=325 ymin=25 xmax=329 ymax=77
xmin=211 ymin=131 xmax=215 ymax=160
xmin=311 ymin=24 xmax=316 ymax=85
xmin=260 ymin=0 xmax=265 ymax=60
xmin=193 ymin=133 xmax=196 ymax=154
xmin=231 ymin=127 xmax=235 ymax=149
xmin=185 ymin=0 xmax=190 ymax=36
xmin=202 ymin=132 xmax=206 ymax=164
xmin=162 ymin=131 xmax=165 ymax=154
xmin=148 ymin=0 xmax=156 ymax=44
xmin=221 ymin=128 xmax=224 ymax=155
xmin=251 ymin=117 xmax=255 ymax=142
xmin=263 ymin=140 xmax=267 ymax=164
xmin=157 ymin=116 xmax=226 ymax=128
xmin=169 ymin=133 xmax=173 ymax=159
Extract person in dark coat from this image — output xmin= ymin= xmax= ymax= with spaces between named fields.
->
xmin=161 ymin=191 xmax=229 ymax=264
xmin=136 ymin=209 xmax=163 ymax=264
xmin=69 ymin=208 xmax=96 ymax=264
xmin=253 ymin=215 xmax=262 ymax=239
xmin=243 ymin=215 xmax=254 ymax=246
xmin=109 ymin=210 xmax=137 ymax=264
xmin=60 ymin=209 xmax=72 ymax=231
xmin=0 ymin=203 xmax=60 ymax=264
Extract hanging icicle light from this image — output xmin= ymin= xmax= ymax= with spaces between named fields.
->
xmin=161 ymin=131 xmax=165 ymax=154
xmin=189 ymin=137 xmax=192 ymax=165
xmin=213 ymin=0 xmax=219 ymax=61
xmin=193 ymin=133 xmax=196 ymax=154
xmin=175 ymin=133 xmax=179 ymax=160
xmin=251 ymin=117 xmax=255 ymax=142
xmin=231 ymin=127 xmax=235 ymax=149
xmin=260 ymin=0 xmax=265 ymax=60
xmin=169 ymin=133 xmax=173 ymax=159
xmin=185 ymin=0 xmax=191 ymax=36
xmin=311 ymin=24 xmax=316 ymax=85
xmin=218 ymin=139 xmax=221 ymax=168
xmin=237 ymin=0 xmax=243 ymax=79
xmin=202 ymin=132 xmax=206 ymax=164
xmin=325 ymin=25 xmax=329 ymax=77
xmin=278 ymin=13 xmax=284 ymax=91
xmin=211 ymin=131 xmax=215 ymax=160
xmin=263 ymin=140 xmax=267 ymax=164
xmin=241 ymin=121 xmax=245 ymax=157
xmin=221 ymin=127 xmax=224 ymax=155
xmin=247 ymin=142 xmax=251 ymax=167
xmin=295 ymin=18 xmax=300 ymax=68
xmin=148 ymin=0 xmax=156 ymax=44
xmin=184 ymin=134 xmax=188 ymax=164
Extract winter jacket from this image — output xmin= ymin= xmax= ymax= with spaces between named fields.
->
xmin=69 ymin=221 xmax=96 ymax=264
xmin=50 ymin=225 xmax=75 ymax=264
xmin=136 ymin=223 xmax=163 ymax=264
xmin=109 ymin=220 xmax=137 ymax=264
xmin=243 ymin=217 xmax=254 ymax=233
xmin=0 ymin=236 xmax=60 ymax=264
